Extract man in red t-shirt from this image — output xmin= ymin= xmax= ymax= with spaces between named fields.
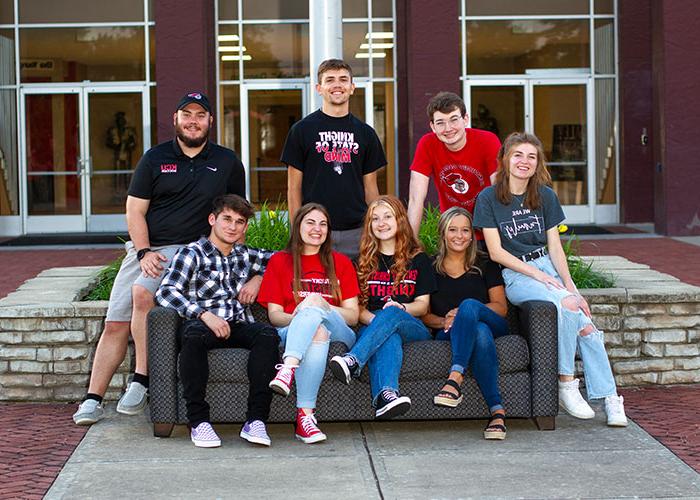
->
xmin=407 ymin=92 xmax=501 ymax=237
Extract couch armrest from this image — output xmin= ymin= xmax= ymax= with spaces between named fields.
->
xmin=147 ymin=306 xmax=181 ymax=424
xmin=517 ymin=300 xmax=558 ymax=418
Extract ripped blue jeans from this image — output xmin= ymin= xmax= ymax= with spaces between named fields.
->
xmin=502 ymin=255 xmax=616 ymax=400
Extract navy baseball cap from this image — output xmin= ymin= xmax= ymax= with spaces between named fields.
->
xmin=176 ymin=92 xmax=211 ymax=113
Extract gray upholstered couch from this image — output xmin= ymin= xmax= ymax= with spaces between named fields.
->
xmin=148 ymin=301 xmax=558 ymax=437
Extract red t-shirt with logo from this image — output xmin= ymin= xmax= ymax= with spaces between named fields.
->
xmin=258 ymin=250 xmax=360 ymax=314
xmin=410 ymin=128 xmax=501 ymax=215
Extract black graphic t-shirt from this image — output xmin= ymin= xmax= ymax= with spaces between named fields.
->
xmin=365 ymin=252 xmax=437 ymax=313
xmin=281 ymin=110 xmax=387 ymax=230
xmin=473 ymin=186 xmax=565 ymax=258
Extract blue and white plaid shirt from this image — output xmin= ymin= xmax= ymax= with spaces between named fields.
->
xmin=155 ymin=236 xmax=273 ymax=323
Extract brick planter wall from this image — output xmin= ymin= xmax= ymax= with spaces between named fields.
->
xmin=0 ymin=258 xmax=699 ymax=402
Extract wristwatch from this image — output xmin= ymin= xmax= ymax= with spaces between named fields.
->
xmin=136 ymin=248 xmax=152 ymax=261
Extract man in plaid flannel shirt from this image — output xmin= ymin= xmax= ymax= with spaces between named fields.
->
xmin=155 ymin=194 xmax=280 ymax=448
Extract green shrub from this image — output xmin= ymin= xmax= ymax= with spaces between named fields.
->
xmin=83 ymin=253 xmax=125 ymax=301
xmin=244 ymin=202 xmax=289 ymax=251
xmin=417 ymin=204 xmax=441 ymax=256
xmin=563 ymin=233 xmax=615 ymax=288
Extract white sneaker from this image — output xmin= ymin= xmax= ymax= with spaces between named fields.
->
xmin=558 ymin=379 xmax=595 ymax=419
xmin=73 ymin=399 xmax=104 ymax=425
xmin=191 ymin=422 xmax=221 ymax=448
xmin=116 ymin=381 xmax=148 ymax=415
xmin=605 ymin=395 xmax=629 ymax=427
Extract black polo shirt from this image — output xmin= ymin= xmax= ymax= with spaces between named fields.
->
xmin=128 ymin=139 xmax=245 ymax=246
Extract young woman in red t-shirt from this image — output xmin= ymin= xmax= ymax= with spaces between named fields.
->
xmin=258 ymin=203 xmax=360 ymax=443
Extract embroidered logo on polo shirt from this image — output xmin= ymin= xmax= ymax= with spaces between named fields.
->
xmin=160 ymin=164 xmax=177 ymax=173
xmin=206 ymin=166 xmax=218 ymax=172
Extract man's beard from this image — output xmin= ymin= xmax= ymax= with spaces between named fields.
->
xmin=175 ymin=121 xmax=209 ymax=148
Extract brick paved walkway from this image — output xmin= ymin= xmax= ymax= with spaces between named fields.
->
xmin=620 ymin=385 xmax=700 ymax=473
xmin=0 ymin=248 xmax=122 ymax=299
xmin=579 ymin=237 xmax=700 ymax=286
xmin=0 ymin=404 xmax=87 ymax=500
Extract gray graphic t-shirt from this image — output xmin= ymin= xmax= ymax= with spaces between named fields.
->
xmin=473 ymin=185 xmax=565 ymax=258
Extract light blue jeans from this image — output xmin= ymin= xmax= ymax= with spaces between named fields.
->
xmin=277 ymin=306 xmax=356 ymax=408
xmin=348 ymin=306 xmax=431 ymax=406
xmin=502 ymin=255 xmax=616 ymax=399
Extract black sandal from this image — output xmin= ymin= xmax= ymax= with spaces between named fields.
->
xmin=483 ymin=411 xmax=507 ymax=440
xmin=433 ymin=379 xmax=463 ymax=407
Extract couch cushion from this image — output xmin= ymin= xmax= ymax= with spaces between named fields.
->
xmin=201 ymin=334 xmax=528 ymax=384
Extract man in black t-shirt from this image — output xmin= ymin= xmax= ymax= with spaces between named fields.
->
xmin=281 ymin=59 xmax=387 ymax=259
xmin=74 ymin=92 xmax=249 ymax=427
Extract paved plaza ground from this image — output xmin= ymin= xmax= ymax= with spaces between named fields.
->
xmin=0 ymin=228 xmax=699 ymax=498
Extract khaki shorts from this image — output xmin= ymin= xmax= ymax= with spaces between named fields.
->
xmin=105 ymin=241 xmax=182 ymax=322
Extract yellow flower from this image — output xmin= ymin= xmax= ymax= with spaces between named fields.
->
xmin=558 ymin=224 xmax=569 ymax=233
xmin=268 ymin=210 xmax=277 ymax=219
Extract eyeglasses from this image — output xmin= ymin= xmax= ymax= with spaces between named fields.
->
xmin=432 ymin=115 xmax=464 ymax=131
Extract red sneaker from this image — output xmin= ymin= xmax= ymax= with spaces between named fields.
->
xmin=269 ymin=364 xmax=296 ymax=396
xmin=295 ymin=409 xmax=327 ymax=444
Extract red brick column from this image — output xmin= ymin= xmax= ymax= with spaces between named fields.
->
xmin=154 ymin=0 xmax=217 ymax=143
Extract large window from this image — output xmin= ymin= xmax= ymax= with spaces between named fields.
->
xmin=217 ymin=0 xmax=397 ymax=205
xmin=461 ymin=0 xmax=617 ymax=220
xmin=0 ymin=0 xmax=155 ymax=222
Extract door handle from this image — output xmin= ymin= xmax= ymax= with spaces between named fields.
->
xmin=76 ymin=157 xmax=84 ymax=176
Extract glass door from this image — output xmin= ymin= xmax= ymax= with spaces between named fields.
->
xmin=240 ymin=83 xmax=307 ymax=205
xmin=20 ymin=87 xmax=85 ymax=233
xmin=529 ymin=79 xmax=592 ymax=223
xmin=20 ymin=85 xmax=148 ymax=233
xmin=466 ymin=78 xmax=594 ymax=223
xmin=84 ymin=86 xmax=149 ymax=232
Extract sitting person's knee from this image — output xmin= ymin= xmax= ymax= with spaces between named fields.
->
xmin=561 ymin=295 xmax=579 ymax=312
xmin=132 ymin=285 xmax=155 ymax=310
xmin=312 ymin=325 xmax=329 ymax=342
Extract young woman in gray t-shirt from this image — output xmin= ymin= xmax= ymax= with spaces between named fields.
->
xmin=473 ymin=131 xmax=628 ymax=428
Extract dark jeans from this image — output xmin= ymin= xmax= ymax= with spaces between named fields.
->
xmin=435 ymin=298 xmax=509 ymax=411
xmin=178 ymin=318 xmax=280 ymax=426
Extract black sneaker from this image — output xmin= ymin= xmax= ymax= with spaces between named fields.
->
xmin=375 ymin=389 xmax=411 ymax=419
xmin=329 ymin=355 xmax=360 ymax=384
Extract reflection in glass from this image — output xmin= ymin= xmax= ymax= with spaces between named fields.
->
xmin=343 ymin=22 xmax=370 ymax=77
xmin=0 ymin=89 xmax=18 ymax=215
xmin=0 ymin=29 xmax=15 ymax=85
xmin=595 ymin=0 xmax=614 ymax=15
xmin=221 ymin=85 xmax=241 ymax=155
xmin=218 ymin=0 xmax=238 ymax=20
xmin=373 ymin=0 xmax=393 ymax=18
xmin=19 ymin=0 xmax=145 ymax=23
xmin=467 ymin=20 xmax=589 ymax=75
xmin=374 ymin=82 xmax=394 ymax=195
xmin=89 ymin=92 xmax=143 ymax=214
xmin=242 ymin=24 xmax=309 ymax=78
xmin=218 ymin=26 xmax=241 ymax=81
xmin=470 ymin=86 xmax=524 ymax=143
xmin=0 ymin=0 xmax=13 ymax=24
xmin=349 ymin=87 xmax=365 ymax=121
xmin=533 ymin=85 xmax=587 ymax=206
xmin=20 ymin=27 xmax=146 ymax=82
xmin=372 ymin=21 xmax=394 ymax=78
xmin=247 ymin=89 xmax=302 ymax=205
xmin=595 ymin=79 xmax=616 ymax=204
xmin=242 ymin=0 xmax=308 ymax=20
xmin=25 ymin=93 xmax=81 ymax=215
xmin=343 ymin=1 xmax=367 ymax=18
xmin=465 ymin=0 xmax=588 ymax=16
xmin=594 ymin=19 xmax=615 ymax=74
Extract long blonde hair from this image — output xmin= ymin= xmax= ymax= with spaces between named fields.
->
xmin=356 ymin=195 xmax=421 ymax=307
xmin=494 ymin=131 xmax=552 ymax=209
xmin=433 ymin=206 xmax=481 ymax=276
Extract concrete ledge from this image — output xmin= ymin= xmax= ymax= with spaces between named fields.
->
xmin=1 ymin=257 xmax=699 ymax=401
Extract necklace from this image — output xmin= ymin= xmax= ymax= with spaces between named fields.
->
xmin=379 ymin=253 xmax=393 ymax=271
xmin=512 ymin=193 xmax=525 ymax=208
